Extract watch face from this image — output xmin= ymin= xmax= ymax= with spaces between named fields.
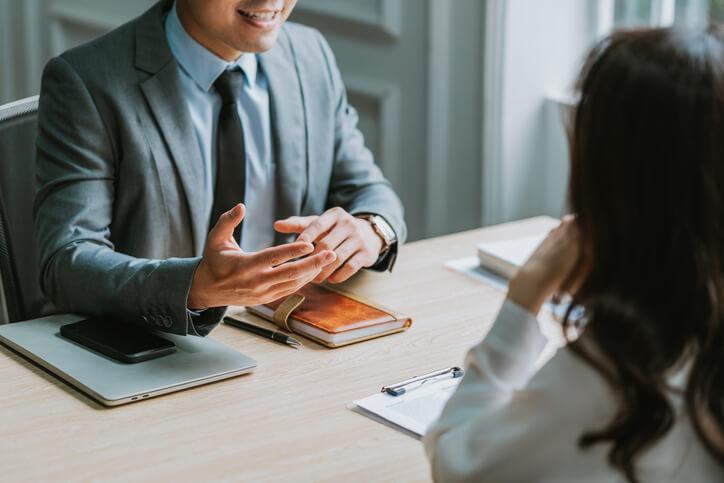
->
xmin=373 ymin=216 xmax=396 ymax=243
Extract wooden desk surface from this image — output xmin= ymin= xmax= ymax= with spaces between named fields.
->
xmin=0 ymin=216 xmax=558 ymax=482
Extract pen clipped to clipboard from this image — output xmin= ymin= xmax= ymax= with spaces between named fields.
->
xmin=381 ymin=366 xmax=464 ymax=396
xmin=350 ymin=367 xmax=465 ymax=439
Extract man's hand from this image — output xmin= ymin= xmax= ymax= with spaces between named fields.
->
xmin=188 ymin=204 xmax=337 ymax=309
xmin=274 ymin=207 xmax=384 ymax=284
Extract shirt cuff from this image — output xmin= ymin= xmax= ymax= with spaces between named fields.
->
xmin=185 ymin=306 xmax=226 ymax=337
xmin=369 ymin=242 xmax=398 ymax=272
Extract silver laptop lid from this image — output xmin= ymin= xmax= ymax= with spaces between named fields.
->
xmin=0 ymin=315 xmax=256 ymax=406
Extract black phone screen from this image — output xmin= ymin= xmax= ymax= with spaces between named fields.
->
xmin=60 ymin=319 xmax=176 ymax=363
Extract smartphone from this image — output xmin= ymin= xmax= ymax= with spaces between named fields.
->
xmin=60 ymin=319 xmax=176 ymax=364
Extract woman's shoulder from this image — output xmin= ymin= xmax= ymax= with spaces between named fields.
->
xmin=522 ymin=335 xmax=619 ymax=433
xmin=532 ymin=336 xmax=719 ymax=481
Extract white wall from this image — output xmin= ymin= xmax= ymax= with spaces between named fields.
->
xmin=484 ymin=0 xmax=599 ymax=225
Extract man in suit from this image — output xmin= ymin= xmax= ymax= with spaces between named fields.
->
xmin=34 ymin=0 xmax=406 ymax=336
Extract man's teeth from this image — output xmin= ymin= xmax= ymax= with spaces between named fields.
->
xmin=238 ymin=10 xmax=278 ymax=21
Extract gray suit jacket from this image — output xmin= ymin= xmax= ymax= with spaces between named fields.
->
xmin=34 ymin=0 xmax=406 ymax=336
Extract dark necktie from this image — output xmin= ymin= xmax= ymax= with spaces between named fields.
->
xmin=210 ymin=68 xmax=246 ymax=241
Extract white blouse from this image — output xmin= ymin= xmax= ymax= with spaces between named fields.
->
xmin=424 ymin=300 xmax=722 ymax=482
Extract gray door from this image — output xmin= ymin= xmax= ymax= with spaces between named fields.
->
xmin=292 ymin=0 xmax=486 ymax=240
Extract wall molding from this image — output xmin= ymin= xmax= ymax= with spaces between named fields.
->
xmin=48 ymin=3 xmax=121 ymax=56
xmin=425 ymin=0 xmax=451 ymax=237
xmin=481 ymin=0 xmax=507 ymax=226
xmin=295 ymin=0 xmax=402 ymax=40
xmin=344 ymin=76 xmax=402 ymax=186
xmin=0 ymin=0 xmax=17 ymax=104
xmin=21 ymin=0 xmax=46 ymax=98
xmin=49 ymin=2 xmax=127 ymax=30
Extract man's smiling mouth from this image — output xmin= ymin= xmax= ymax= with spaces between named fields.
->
xmin=237 ymin=9 xmax=280 ymax=22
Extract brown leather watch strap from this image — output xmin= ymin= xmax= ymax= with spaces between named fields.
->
xmin=272 ymin=294 xmax=306 ymax=331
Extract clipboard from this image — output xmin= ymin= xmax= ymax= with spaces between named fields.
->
xmin=349 ymin=367 xmax=464 ymax=439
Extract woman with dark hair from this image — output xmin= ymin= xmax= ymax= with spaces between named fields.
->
xmin=424 ymin=28 xmax=724 ymax=482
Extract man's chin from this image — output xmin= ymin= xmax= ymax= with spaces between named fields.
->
xmin=235 ymin=32 xmax=281 ymax=53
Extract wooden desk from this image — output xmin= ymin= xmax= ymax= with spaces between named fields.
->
xmin=0 ymin=216 xmax=558 ymax=482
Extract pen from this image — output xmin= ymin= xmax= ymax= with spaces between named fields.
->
xmin=381 ymin=367 xmax=464 ymax=396
xmin=223 ymin=316 xmax=303 ymax=348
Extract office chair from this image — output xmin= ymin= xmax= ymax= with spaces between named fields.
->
xmin=0 ymin=96 xmax=54 ymax=323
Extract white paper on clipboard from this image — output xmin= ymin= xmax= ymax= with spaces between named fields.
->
xmin=350 ymin=377 xmax=461 ymax=439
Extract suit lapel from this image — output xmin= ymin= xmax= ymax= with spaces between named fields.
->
xmin=135 ymin=0 xmax=206 ymax=254
xmin=259 ymin=33 xmax=308 ymax=246
xmin=139 ymin=67 xmax=206 ymax=254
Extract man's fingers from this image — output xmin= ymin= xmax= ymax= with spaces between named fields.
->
xmin=266 ymin=269 xmax=322 ymax=301
xmin=296 ymin=209 xmax=341 ymax=243
xmin=313 ymin=227 xmax=347 ymax=254
xmin=252 ymin=241 xmax=315 ymax=269
xmin=265 ymin=250 xmax=337 ymax=284
xmin=274 ymin=216 xmax=317 ymax=234
xmin=328 ymin=253 xmax=370 ymax=284
xmin=313 ymin=238 xmax=359 ymax=284
xmin=208 ymin=204 xmax=245 ymax=246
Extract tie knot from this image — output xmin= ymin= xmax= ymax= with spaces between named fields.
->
xmin=214 ymin=69 xmax=245 ymax=105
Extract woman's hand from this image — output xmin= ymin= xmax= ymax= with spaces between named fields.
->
xmin=507 ymin=216 xmax=582 ymax=314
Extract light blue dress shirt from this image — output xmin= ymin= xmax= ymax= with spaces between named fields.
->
xmin=165 ymin=3 xmax=275 ymax=253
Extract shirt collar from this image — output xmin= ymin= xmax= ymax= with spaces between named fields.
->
xmin=165 ymin=1 xmax=258 ymax=92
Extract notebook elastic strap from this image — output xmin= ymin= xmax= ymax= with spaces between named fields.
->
xmin=271 ymin=294 xmax=306 ymax=331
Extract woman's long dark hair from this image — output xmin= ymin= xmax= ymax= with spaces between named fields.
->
xmin=563 ymin=28 xmax=724 ymax=482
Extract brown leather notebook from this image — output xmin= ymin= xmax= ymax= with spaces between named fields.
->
xmin=247 ymin=284 xmax=412 ymax=348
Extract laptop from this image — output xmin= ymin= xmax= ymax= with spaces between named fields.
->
xmin=0 ymin=314 xmax=257 ymax=406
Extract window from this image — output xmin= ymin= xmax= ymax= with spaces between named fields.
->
xmin=482 ymin=0 xmax=724 ymax=226
xmin=675 ymin=0 xmax=724 ymax=25
xmin=611 ymin=0 xmax=724 ymax=30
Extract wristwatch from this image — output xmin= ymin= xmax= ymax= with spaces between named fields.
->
xmin=357 ymin=214 xmax=397 ymax=255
